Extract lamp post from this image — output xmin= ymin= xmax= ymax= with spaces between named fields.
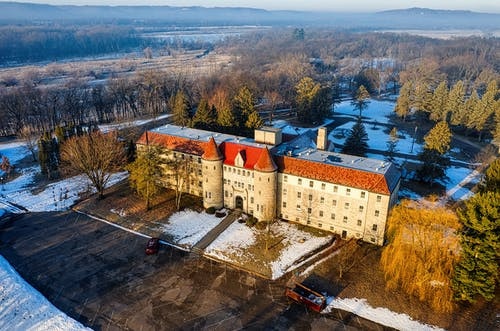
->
xmin=410 ymin=126 xmax=418 ymax=154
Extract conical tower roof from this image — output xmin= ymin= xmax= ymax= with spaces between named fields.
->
xmin=254 ymin=147 xmax=277 ymax=172
xmin=202 ymin=137 xmax=223 ymax=161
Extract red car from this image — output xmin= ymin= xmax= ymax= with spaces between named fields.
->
xmin=145 ymin=238 xmax=160 ymax=255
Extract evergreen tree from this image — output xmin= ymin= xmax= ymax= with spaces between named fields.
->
xmin=448 ymin=81 xmax=466 ymax=126
xmin=477 ymin=81 xmax=499 ymax=141
xmin=417 ymin=121 xmax=452 ymax=184
xmin=126 ymin=139 xmax=137 ymax=163
xmin=245 ymin=110 xmax=264 ymax=131
xmin=481 ymin=159 xmax=500 ymax=193
xmin=395 ymin=81 xmax=411 ymax=121
xmin=295 ymin=77 xmax=320 ymax=124
xmin=55 ymin=126 xmax=66 ymax=143
xmin=342 ymin=118 xmax=369 ymax=156
xmin=233 ymin=86 xmax=255 ymax=127
xmin=452 ymin=192 xmax=499 ymax=303
xmin=172 ymin=90 xmax=190 ymax=127
xmin=386 ymin=127 xmax=399 ymax=163
xmin=192 ymin=98 xmax=216 ymax=130
xmin=464 ymin=90 xmax=480 ymax=132
xmin=293 ymin=28 xmax=305 ymax=40
xmin=430 ymin=81 xmax=449 ymax=122
xmin=126 ymin=146 xmax=162 ymax=210
xmin=352 ymin=85 xmax=370 ymax=117
xmin=217 ymin=103 xmax=236 ymax=131
xmin=412 ymin=81 xmax=432 ymax=113
xmin=311 ymin=86 xmax=333 ymax=123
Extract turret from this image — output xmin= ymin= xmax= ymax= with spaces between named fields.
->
xmin=202 ymin=137 xmax=224 ymax=209
xmin=253 ymin=147 xmax=277 ymax=222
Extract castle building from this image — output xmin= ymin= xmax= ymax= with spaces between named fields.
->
xmin=137 ymin=124 xmax=401 ymax=246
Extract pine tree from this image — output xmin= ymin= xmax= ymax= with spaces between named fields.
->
xmin=311 ymin=85 xmax=333 ymax=123
xmin=413 ymin=81 xmax=432 ymax=113
xmin=477 ymin=81 xmax=499 ymax=141
xmin=172 ymin=90 xmax=190 ymax=127
xmin=126 ymin=146 xmax=162 ymax=210
xmin=386 ymin=127 xmax=399 ymax=163
xmin=233 ymin=86 xmax=255 ymax=127
xmin=342 ymin=118 xmax=369 ymax=156
xmin=464 ymin=90 xmax=480 ymax=132
xmin=430 ymin=81 xmax=449 ymax=122
xmin=395 ymin=81 xmax=411 ymax=121
xmin=245 ymin=110 xmax=264 ymax=131
xmin=192 ymin=98 xmax=216 ymax=130
xmin=55 ymin=126 xmax=65 ymax=143
xmin=452 ymin=192 xmax=499 ymax=303
xmin=448 ymin=81 xmax=466 ymax=126
xmin=417 ymin=121 xmax=452 ymax=184
xmin=481 ymin=159 xmax=500 ymax=193
xmin=352 ymin=85 xmax=370 ymax=117
xmin=126 ymin=139 xmax=137 ymax=163
xmin=217 ymin=103 xmax=236 ymax=131
xmin=295 ymin=77 xmax=320 ymax=124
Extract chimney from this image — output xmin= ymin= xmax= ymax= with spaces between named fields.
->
xmin=317 ymin=127 xmax=328 ymax=150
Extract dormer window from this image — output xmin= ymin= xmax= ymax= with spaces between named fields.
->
xmin=234 ymin=151 xmax=245 ymax=168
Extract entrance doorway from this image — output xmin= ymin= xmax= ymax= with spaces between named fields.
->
xmin=235 ymin=196 xmax=244 ymax=209
xmin=342 ymin=230 xmax=347 ymax=239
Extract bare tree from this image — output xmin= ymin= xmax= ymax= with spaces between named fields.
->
xmin=166 ymin=153 xmax=191 ymax=210
xmin=19 ymin=126 xmax=39 ymax=162
xmin=61 ymin=131 xmax=125 ymax=199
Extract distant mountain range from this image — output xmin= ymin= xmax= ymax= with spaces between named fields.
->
xmin=0 ymin=2 xmax=498 ymax=29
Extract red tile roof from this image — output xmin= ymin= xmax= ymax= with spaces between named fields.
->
xmin=219 ymin=141 xmax=264 ymax=170
xmin=254 ymin=147 xmax=278 ymax=172
xmin=137 ymin=131 xmax=206 ymax=155
xmin=202 ymin=137 xmax=223 ymax=161
xmin=274 ymin=155 xmax=391 ymax=195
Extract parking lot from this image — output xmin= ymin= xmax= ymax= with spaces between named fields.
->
xmin=0 ymin=211 xmax=390 ymax=330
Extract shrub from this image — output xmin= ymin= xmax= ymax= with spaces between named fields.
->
xmin=215 ymin=210 xmax=226 ymax=218
xmin=245 ymin=216 xmax=257 ymax=227
xmin=254 ymin=221 xmax=268 ymax=230
xmin=206 ymin=207 xmax=216 ymax=214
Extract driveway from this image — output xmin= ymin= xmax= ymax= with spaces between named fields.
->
xmin=0 ymin=211 xmax=390 ymax=330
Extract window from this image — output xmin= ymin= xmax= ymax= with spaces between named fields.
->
xmin=344 ymin=202 xmax=350 ymax=209
xmin=330 ymin=226 xmax=334 ymax=230
xmin=359 ymin=206 xmax=364 ymax=212
xmin=208 ymin=192 xmax=212 ymax=198
xmin=256 ymin=204 xmax=259 ymax=212
xmin=225 ymin=191 xmax=228 ymax=197
xmin=248 ymin=184 xmax=251 ymax=190
xmin=198 ymin=158 xmax=201 ymax=164
xmin=298 ymin=178 xmax=302 ymax=185
xmin=331 ymin=213 xmax=336 ymax=220
xmin=372 ymin=224 xmax=378 ymax=231
xmin=309 ymin=181 xmax=314 ymax=188
xmin=320 ymin=197 xmax=324 ymax=204
xmin=282 ymin=201 xmax=287 ymax=208
xmin=308 ymin=194 xmax=313 ymax=201
xmin=283 ymin=188 xmax=287 ymax=195
xmin=318 ymin=223 xmax=322 ymax=228
xmin=284 ymin=175 xmax=288 ymax=182
xmin=224 ymin=166 xmax=227 ymax=171
xmin=333 ymin=185 xmax=338 ymax=192
xmin=361 ymin=191 xmax=366 ymax=198
xmin=376 ymin=195 xmax=382 ymax=202
xmin=332 ymin=199 xmax=337 ymax=206
xmin=238 ymin=169 xmax=240 ymax=175
xmin=357 ymin=219 xmax=362 ymax=226
xmin=198 ymin=181 xmax=202 ymax=187
xmin=296 ymin=217 xmax=300 ymax=222
xmin=250 ymin=197 xmax=254 ymax=203
xmin=259 ymin=191 xmax=261 ymax=196
xmin=297 ymin=192 xmax=302 ymax=198
xmin=228 ymin=180 xmax=231 ymax=185
xmin=321 ymin=183 xmax=326 ymax=190
xmin=346 ymin=188 xmax=351 ymax=196
xmin=307 ymin=220 xmax=311 ymax=225
xmin=375 ymin=210 xmax=380 ymax=217
xmin=296 ymin=204 xmax=301 ymax=210
xmin=232 ymin=168 xmax=235 ymax=173
xmin=224 ymin=179 xmax=227 ymax=184
xmin=371 ymin=237 xmax=376 ymax=243
xmin=198 ymin=169 xmax=202 ymax=176
xmin=343 ymin=216 xmax=348 ymax=223
xmin=307 ymin=208 xmax=312 ymax=214
xmin=319 ymin=211 xmax=324 ymax=217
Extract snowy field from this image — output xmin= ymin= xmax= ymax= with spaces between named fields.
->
xmin=158 ymin=209 xmax=225 ymax=246
xmin=0 ymin=140 xmax=30 ymax=176
xmin=205 ymin=221 xmax=332 ymax=279
xmin=323 ymin=297 xmax=443 ymax=331
xmin=1 ymin=167 xmax=128 ymax=213
xmin=0 ymin=255 xmax=91 ymax=331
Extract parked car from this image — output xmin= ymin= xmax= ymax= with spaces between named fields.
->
xmin=285 ymin=282 xmax=327 ymax=312
xmin=145 ymin=238 xmax=160 ymax=255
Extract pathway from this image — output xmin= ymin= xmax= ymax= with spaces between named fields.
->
xmin=192 ymin=210 xmax=240 ymax=252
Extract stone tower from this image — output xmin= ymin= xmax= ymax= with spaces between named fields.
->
xmin=253 ymin=147 xmax=278 ymax=222
xmin=317 ymin=127 xmax=328 ymax=150
xmin=201 ymin=137 xmax=224 ymax=209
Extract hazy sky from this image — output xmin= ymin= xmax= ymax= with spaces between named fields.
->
xmin=3 ymin=0 xmax=499 ymax=13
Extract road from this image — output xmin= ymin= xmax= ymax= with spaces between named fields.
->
xmin=0 ymin=211 xmax=391 ymax=331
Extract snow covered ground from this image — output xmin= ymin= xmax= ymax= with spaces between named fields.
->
xmin=205 ymin=221 xmax=332 ymax=279
xmin=0 ymin=140 xmax=31 ymax=177
xmin=0 ymin=167 xmax=128 ymax=213
xmin=335 ymin=99 xmax=396 ymax=124
xmin=0 ymin=255 xmax=91 ymax=331
xmin=99 ymin=114 xmax=171 ymax=133
xmin=158 ymin=209 xmax=224 ymax=246
xmin=323 ymin=297 xmax=443 ymax=331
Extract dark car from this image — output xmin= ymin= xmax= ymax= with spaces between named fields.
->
xmin=145 ymin=238 xmax=160 ymax=255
